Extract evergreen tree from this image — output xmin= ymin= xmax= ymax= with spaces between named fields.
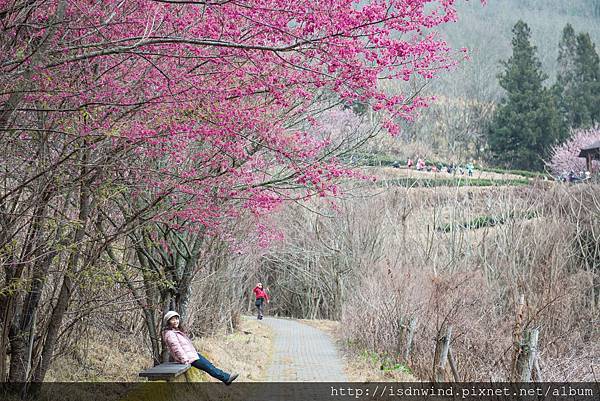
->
xmin=593 ymin=0 xmax=600 ymax=19
xmin=487 ymin=21 xmax=562 ymax=171
xmin=555 ymin=24 xmax=578 ymax=131
xmin=573 ymin=32 xmax=600 ymax=128
xmin=555 ymin=26 xmax=600 ymax=130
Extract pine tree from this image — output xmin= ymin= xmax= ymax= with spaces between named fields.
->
xmin=593 ymin=0 xmax=600 ymax=19
xmin=555 ymin=26 xmax=600 ymax=131
xmin=573 ymin=32 xmax=600 ymax=128
xmin=555 ymin=24 xmax=578 ymax=131
xmin=487 ymin=21 xmax=562 ymax=171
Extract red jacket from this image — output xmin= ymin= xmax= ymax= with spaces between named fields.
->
xmin=253 ymin=286 xmax=269 ymax=301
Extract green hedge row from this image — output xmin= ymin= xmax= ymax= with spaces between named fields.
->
xmin=478 ymin=166 xmax=548 ymax=179
xmin=437 ymin=211 xmax=538 ymax=232
xmin=376 ymin=177 xmax=531 ymax=188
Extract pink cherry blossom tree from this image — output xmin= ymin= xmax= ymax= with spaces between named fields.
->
xmin=548 ymin=125 xmax=600 ymax=176
xmin=1 ymin=1 xmax=478 ymax=227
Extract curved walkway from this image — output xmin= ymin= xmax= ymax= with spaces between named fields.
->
xmin=261 ymin=317 xmax=347 ymax=382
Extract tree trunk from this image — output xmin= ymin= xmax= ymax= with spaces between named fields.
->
xmin=7 ymin=186 xmax=54 ymax=382
xmin=9 ymin=248 xmax=59 ymax=382
xmin=33 ymin=149 xmax=92 ymax=382
xmin=177 ymin=234 xmax=204 ymax=323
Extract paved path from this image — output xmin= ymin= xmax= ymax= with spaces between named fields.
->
xmin=261 ymin=317 xmax=347 ymax=382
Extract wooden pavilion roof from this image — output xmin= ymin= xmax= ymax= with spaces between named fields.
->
xmin=578 ymin=140 xmax=600 ymax=159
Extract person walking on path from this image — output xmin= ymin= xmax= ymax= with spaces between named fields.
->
xmin=162 ymin=311 xmax=239 ymax=384
xmin=253 ymin=282 xmax=269 ymax=320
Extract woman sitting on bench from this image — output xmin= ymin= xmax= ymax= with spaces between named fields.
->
xmin=162 ymin=311 xmax=239 ymax=385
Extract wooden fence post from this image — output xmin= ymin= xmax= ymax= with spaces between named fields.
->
xmin=510 ymin=294 xmax=525 ymax=381
xmin=447 ymin=347 xmax=460 ymax=382
xmin=513 ymin=327 xmax=542 ymax=382
xmin=517 ymin=328 xmax=540 ymax=382
xmin=533 ymin=352 xmax=543 ymax=382
xmin=403 ymin=317 xmax=417 ymax=362
xmin=433 ymin=325 xmax=452 ymax=382
xmin=396 ymin=316 xmax=405 ymax=357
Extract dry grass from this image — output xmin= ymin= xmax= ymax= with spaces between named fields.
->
xmin=46 ymin=329 xmax=150 ymax=382
xmin=336 ymin=183 xmax=600 ymax=381
xmin=46 ymin=315 xmax=274 ymax=382
xmin=264 ymin=182 xmax=600 ymax=381
xmin=193 ymin=315 xmax=273 ymax=382
xmin=342 ymin=350 xmax=417 ymax=382
xmin=297 ymin=318 xmax=339 ymax=335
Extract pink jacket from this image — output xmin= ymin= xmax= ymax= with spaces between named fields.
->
xmin=163 ymin=329 xmax=199 ymax=364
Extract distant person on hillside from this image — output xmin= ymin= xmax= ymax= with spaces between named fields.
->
xmin=560 ymin=171 xmax=568 ymax=182
xmin=407 ymin=158 xmax=414 ymax=169
xmin=253 ymin=282 xmax=269 ymax=320
xmin=466 ymin=162 xmax=474 ymax=177
xmin=162 ymin=311 xmax=239 ymax=384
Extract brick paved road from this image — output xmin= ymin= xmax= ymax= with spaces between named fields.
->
xmin=262 ymin=317 xmax=347 ymax=382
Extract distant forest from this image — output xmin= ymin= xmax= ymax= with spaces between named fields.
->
xmin=383 ymin=0 xmax=600 ymax=163
xmin=442 ymin=0 xmax=600 ymax=95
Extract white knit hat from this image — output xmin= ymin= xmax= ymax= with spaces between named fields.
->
xmin=163 ymin=311 xmax=180 ymax=326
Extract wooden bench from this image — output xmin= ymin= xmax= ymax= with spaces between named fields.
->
xmin=139 ymin=362 xmax=193 ymax=382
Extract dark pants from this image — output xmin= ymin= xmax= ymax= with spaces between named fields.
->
xmin=255 ymin=298 xmax=264 ymax=318
xmin=191 ymin=353 xmax=230 ymax=383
